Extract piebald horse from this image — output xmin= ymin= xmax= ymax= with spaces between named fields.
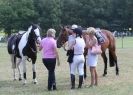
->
xmin=57 ymin=26 xmax=119 ymax=78
xmin=7 ymin=24 xmax=41 ymax=84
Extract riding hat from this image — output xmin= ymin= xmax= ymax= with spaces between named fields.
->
xmin=73 ymin=28 xmax=82 ymax=35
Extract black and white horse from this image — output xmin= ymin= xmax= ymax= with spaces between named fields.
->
xmin=7 ymin=24 xmax=41 ymax=84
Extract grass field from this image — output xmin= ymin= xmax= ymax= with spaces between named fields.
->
xmin=0 ymin=37 xmax=133 ymax=95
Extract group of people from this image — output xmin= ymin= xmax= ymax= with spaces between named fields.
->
xmin=39 ymin=25 xmax=99 ymax=91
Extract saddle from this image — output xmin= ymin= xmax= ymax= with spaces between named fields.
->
xmin=13 ymin=33 xmax=23 ymax=58
xmin=95 ymin=29 xmax=105 ymax=44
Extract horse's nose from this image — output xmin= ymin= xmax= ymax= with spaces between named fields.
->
xmin=37 ymin=37 xmax=41 ymax=43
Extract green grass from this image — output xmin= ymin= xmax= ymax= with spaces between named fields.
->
xmin=116 ymin=37 xmax=133 ymax=48
xmin=0 ymin=37 xmax=133 ymax=95
xmin=0 ymin=32 xmax=5 ymax=36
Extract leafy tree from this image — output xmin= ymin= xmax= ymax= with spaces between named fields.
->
xmin=0 ymin=0 xmax=38 ymax=36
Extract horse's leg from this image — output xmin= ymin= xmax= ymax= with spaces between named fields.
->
xmin=32 ymin=57 xmax=37 ymax=84
xmin=16 ymin=58 xmax=22 ymax=81
xmin=10 ymin=54 xmax=17 ymax=80
xmin=109 ymin=50 xmax=119 ymax=75
xmin=101 ymin=52 xmax=108 ymax=76
xmin=22 ymin=57 xmax=27 ymax=84
xmin=84 ymin=56 xmax=87 ymax=79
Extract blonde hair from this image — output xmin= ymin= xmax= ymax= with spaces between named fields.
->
xmin=47 ymin=28 xmax=56 ymax=37
xmin=86 ymin=27 xmax=96 ymax=35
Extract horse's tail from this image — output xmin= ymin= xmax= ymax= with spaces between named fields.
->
xmin=109 ymin=50 xmax=115 ymax=67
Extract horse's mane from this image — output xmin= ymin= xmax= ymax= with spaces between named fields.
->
xmin=18 ymin=31 xmax=26 ymax=34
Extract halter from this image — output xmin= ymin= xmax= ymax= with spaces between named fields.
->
xmin=25 ymin=25 xmax=41 ymax=53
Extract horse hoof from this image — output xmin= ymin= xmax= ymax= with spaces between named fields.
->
xmin=32 ymin=81 xmax=38 ymax=84
xmin=19 ymin=78 xmax=22 ymax=81
xmin=33 ymin=79 xmax=38 ymax=84
xmin=13 ymin=79 xmax=17 ymax=81
xmin=34 ymin=82 xmax=37 ymax=84
xmin=23 ymin=80 xmax=27 ymax=85
xmin=116 ymin=72 xmax=119 ymax=76
xmin=103 ymin=74 xmax=107 ymax=76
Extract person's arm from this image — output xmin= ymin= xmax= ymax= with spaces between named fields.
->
xmin=54 ymin=47 xmax=60 ymax=66
xmin=69 ymin=40 xmax=76 ymax=50
xmin=54 ymin=40 xmax=60 ymax=66
xmin=85 ymin=36 xmax=96 ymax=48
xmin=89 ymin=38 xmax=96 ymax=47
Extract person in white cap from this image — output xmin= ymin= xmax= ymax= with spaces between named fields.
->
xmin=66 ymin=24 xmax=78 ymax=64
xmin=71 ymin=24 xmax=78 ymax=30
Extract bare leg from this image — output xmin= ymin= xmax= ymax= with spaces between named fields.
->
xmin=94 ymin=68 xmax=98 ymax=86
xmin=90 ymin=67 xmax=95 ymax=87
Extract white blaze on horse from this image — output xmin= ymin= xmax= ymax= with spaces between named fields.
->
xmin=7 ymin=24 xmax=41 ymax=84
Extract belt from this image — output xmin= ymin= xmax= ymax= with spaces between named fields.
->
xmin=74 ymin=54 xmax=83 ymax=55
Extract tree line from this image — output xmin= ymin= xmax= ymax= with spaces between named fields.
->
xmin=0 ymin=0 xmax=133 ymax=36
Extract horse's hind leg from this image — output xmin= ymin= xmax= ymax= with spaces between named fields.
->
xmin=115 ymin=58 xmax=119 ymax=75
xmin=32 ymin=57 xmax=37 ymax=84
xmin=101 ymin=52 xmax=108 ymax=76
xmin=110 ymin=50 xmax=119 ymax=75
xmin=22 ymin=57 xmax=27 ymax=84
xmin=16 ymin=58 xmax=22 ymax=81
xmin=10 ymin=54 xmax=17 ymax=80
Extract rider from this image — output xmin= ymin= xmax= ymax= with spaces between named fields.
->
xmin=66 ymin=24 xmax=78 ymax=64
xmin=70 ymin=28 xmax=85 ymax=89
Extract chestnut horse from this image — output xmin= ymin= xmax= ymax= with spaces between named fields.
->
xmin=57 ymin=26 xmax=119 ymax=78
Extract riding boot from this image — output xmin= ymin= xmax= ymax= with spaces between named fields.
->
xmin=78 ymin=75 xmax=83 ymax=88
xmin=53 ymin=83 xmax=57 ymax=90
xmin=71 ymin=74 xmax=75 ymax=89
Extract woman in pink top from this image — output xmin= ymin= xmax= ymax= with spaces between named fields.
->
xmin=39 ymin=28 xmax=60 ymax=91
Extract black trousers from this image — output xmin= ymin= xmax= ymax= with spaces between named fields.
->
xmin=42 ymin=58 xmax=56 ymax=90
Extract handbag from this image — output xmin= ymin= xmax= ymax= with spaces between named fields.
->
xmin=91 ymin=45 xmax=102 ymax=54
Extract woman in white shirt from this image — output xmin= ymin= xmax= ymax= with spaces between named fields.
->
xmin=70 ymin=28 xmax=85 ymax=89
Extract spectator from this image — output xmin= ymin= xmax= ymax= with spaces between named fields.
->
xmin=85 ymin=27 xmax=99 ymax=87
xmin=39 ymin=28 xmax=60 ymax=91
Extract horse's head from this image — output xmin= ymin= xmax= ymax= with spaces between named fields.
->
xmin=57 ymin=26 xmax=72 ymax=48
xmin=28 ymin=24 xmax=41 ymax=44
